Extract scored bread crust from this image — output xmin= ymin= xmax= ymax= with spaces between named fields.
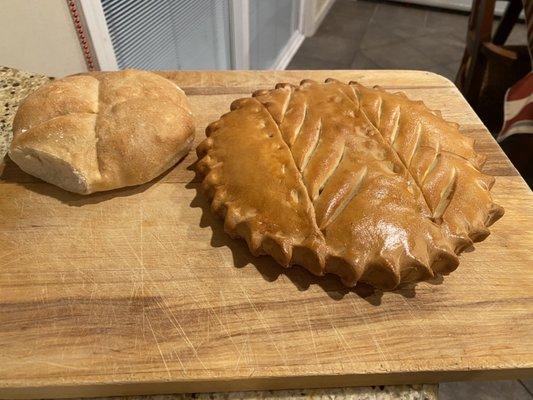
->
xmin=196 ymin=79 xmax=504 ymax=290
xmin=9 ymin=70 xmax=195 ymax=194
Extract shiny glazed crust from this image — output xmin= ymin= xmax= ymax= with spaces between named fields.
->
xmin=196 ymin=79 xmax=504 ymax=289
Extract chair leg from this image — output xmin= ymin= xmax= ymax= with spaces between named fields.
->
xmin=455 ymin=50 xmax=470 ymax=87
xmin=457 ymin=0 xmax=496 ymax=107
xmin=493 ymin=0 xmax=523 ymax=45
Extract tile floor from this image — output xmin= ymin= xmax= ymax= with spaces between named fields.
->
xmin=288 ymin=0 xmax=532 ymax=398
xmin=288 ymin=0 xmax=527 ymax=83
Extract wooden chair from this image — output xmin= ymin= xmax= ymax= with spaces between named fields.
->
xmin=456 ymin=0 xmax=531 ymax=133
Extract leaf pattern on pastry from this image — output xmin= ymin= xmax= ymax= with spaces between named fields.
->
xmin=196 ymin=79 xmax=504 ymax=290
xmin=349 ymin=82 xmax=504 ymax=252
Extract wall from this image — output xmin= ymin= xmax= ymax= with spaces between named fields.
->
xmin=0 ymin=0 xmax=88 ymax=76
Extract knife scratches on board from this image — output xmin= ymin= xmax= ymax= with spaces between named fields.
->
xmin=145 ymin=311 xmax=171 ymax=378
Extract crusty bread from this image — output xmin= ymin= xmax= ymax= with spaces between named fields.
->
xmin=9 ymin=69 xmax=194 ymax=194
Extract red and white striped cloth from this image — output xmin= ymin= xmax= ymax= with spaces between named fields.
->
xmin=497 ymin=0 xmax=533 ymax=142
xmin=497 ymin=72 xmax=533 ymax=142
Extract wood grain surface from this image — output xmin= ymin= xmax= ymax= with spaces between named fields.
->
xmin=0 ymin=70 xmax=531 ymax=399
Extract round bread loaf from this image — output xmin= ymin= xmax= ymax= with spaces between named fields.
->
xmin=9 ymin=69 xmax=194 ymax=194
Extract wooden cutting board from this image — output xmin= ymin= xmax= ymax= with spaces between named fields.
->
xmin=0 ymin=70 xmax=532 ymax=399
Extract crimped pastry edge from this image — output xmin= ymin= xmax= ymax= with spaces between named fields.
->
xmin=195 ymin=79 xmax=504 ymax=290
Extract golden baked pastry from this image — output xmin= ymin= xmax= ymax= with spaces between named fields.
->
xmin=196 ymin=79 xmax=504 ymax=289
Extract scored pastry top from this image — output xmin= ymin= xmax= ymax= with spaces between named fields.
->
xmin=196 ymin=79 xmax=504 ymax=289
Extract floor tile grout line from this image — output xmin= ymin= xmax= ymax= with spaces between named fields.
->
xmin=294 ymin=0 xmax=470 ymax=71
xmin=369 ymin=2 xmax=378 ymax=23
xmin=518 ymin=380 xmax=533 ymax=398
xmin=358 ymin=36 xmax=408 ymax=53
xmin=360 ymin=42 xmax=440 ymax=71
xmin=351 ymin=2 xmax=382 ymax=65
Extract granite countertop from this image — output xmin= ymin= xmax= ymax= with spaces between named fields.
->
xmin=67 ymin=386 xmax=438 ymax=400
xmin=0 ymin=66 xmax=438 ymax=400
xmin=0 ymin=66 xmax=52 ymax=166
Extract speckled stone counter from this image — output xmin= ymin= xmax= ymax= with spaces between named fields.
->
xmin=69 ymin=386 xmax=438 ymax=400
xmin=0 ymin=66 xmax=438 ymax=400
xmin=0 ymin=66 xmax=51 ymax=167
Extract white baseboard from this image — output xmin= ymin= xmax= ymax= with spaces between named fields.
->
xmin=270 ymin=31 xmax=305 ymax=70
xmin=311 ymin=0 xmax=336 ymax=36
xmin=301 ymin=0 xmax=336 ymax=37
